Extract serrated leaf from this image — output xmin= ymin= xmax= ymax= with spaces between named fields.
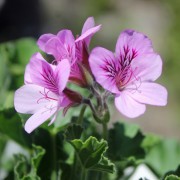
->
xmin=31 ymin=144 xmax=45 ymax=170
xmin=14 ymin=154 xmax=30 ymax=180
xmin=70 ymin=136 xmax=107 ymax=168
xmin=165 ymin=175 xmax=180 ymax=180
xmin=14 ymin=144 xmax=45 ymax=180
xmin=64 ymin=124 xmax=83 ymax=141
xmin=163 ymin=165 xmax=180 ymax=180
xmin=90 ymin=156 xmax=115 ymax=173
xmin=69 ymin=136 xmax=115 ymax=173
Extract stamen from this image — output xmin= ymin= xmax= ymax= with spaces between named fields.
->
xmin=37 ymin=88 xmax=58 ymax=104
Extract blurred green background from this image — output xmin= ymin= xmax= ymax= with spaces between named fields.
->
xmin=0 ymin=0 xmax=180 ymax=139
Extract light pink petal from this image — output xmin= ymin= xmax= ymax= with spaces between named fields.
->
xmin=82 ymin=17 xmax=95 ymax=34
xmin=75 ymin=25 xmax=101 ymax=46
xmin=115 ymin=30 xmax=153 ymax=60
xmin=127 ymin=82 xmax=167 ymax=106
xmin=115 ymin=92 xmax=146 ymax=118
xmin=89 ymin=47 xmax=119 ymax=93
xmin=56 ymin=30 xmax=76 ymax=63
xmin=24 ymin=53 xmax=47 ymax=84
xmin=24 ymin=105 xmax=57 ymax=133
xmin=131 ymin=53 xmax=162 ymax=82
xmin=24 ymin=64 xmax=32 ymax=84
xmin=48 ymin=95 xmax=65 ymax=125
xmin=14 ymin=84 xmax=58 ymax=114
xmin=37 ymin=33 xmax=55 ymax=51
xmin=27 ymin=53 xmax=59 ymax=94
xmin=54 ymin=59 xmax=71 ymax=93
xmin=57 ymin=30 xmax=75 ymax=46
xmin=44 ymin=37 xmax=67 ymax=60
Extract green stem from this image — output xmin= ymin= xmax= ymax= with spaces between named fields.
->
xmin=77 ymin=105 xmax=87 ymax=125
xmin=81 ymin=167 xmax=87 ymax=180
xmin=51 ymin=132 xmax=58 ymax=180
xmin=102 ymin=123 xmax=108 ymax=140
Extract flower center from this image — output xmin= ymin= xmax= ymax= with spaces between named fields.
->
xmin=116 ymin=46 xmax=138 ymax=90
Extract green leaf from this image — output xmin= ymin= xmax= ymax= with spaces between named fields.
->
xmin=0 ymin=108 xmax=32 ymax=147
xmin=14 ymin=144 xmax=45 ymax=180
xmin=142 ymin=134 xmax=161 ymax=152
xmin=108 ymin=122 xmax=145 ymax=161
xmin=14 ymin=154 xmax=30 ymax=180
xmin=64 ymin=124 xmax=83 ymax=141
xmin=15 ymin=38 xmax=39 ymax=66
xmin=31 ymin=129 xmax=68 ymax=179
xmin=163 ymin=165 xmax=180 ymax=180
xmin=89 ymin=156 xmax=115 ymax=173
xmin=70 ymin=136 xmax=115 ymax=173
xmin=165 ymin=175 xmax=180 ymax=180
xmin=0 ymin=134 xmax=7 ymax=158
xmin=59 ymin=162 xmax=73 ymax=180
xmin=31 ymin=144 xmax=45 ymax=170
xmin=145 ymin=138 xmax=180 ymax=176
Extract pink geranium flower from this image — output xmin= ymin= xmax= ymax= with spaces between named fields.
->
xmin=14 ymin=53 xmax=71 ymax=133
xmin=37 ymin=17 xmax=101 ymax=87
xmin=89 ymin=30 xmax=167 ymax=118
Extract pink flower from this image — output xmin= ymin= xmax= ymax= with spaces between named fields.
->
xmin=14 ymin=53 xmax=71 ymax=133
xmin=37 ymin=30 xmax=76 ymax=64
xmin=75 ymin=17 xmax=101 ymax=63
xmin=89 ymin=30 xmax=167 ymax=118
xmin=37 ymin=17 xmax=101 ymax=87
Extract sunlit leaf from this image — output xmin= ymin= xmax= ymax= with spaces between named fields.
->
xmin=14 ymin=145 xmax=45 ymax=180
xmin=70 ymin=136 xmax=115 ymax=173
xmin=164 ymin=175 xmax=180 ymax=180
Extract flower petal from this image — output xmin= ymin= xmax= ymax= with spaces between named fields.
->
xmin=52 ymin=30 xmax=76 ymax=63
xmin=75 ymin=25 xmax=101 ymax=45
xmin=37 ymin=33 xmax=55 ymax=51
xmin=115 ymin=92 xmax=146 ymax=118
xmin=82 ymin=17 xmax=95 ymax=34
xmin=24 ymin=53 xmax=48 ymax=84
xmin=24 ymin=105 xmax=57 ymax=133
xmin=54 ymin=59 xmax=71 ymax=93
xmin=57 ymin=30 xmax=75 ymax=46
xmin=131 ymin=53 xmax=162 ymax=82
xmin=44 ymin=37 xmax=67 ymax=60
xmin=89 ymin=47 xmax=120 ymax=93
xmin=115 ymin=30 xmax=153 ymax=60
xmin=14 ymin=84 xmax=58 ymax=114
xmin=127 ymin=82 xmax=167 ymax=106
xmin=24 ymin=63 xmax=32 ymax=84
xmin=27 ymin=53 xmax=59 ymax=94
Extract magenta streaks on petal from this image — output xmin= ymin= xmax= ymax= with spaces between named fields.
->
xmin=28 ymin=53 xmax=59 ymax=94
xmin=115 ymin=29 xmax=153 ymax=63
xmin=25 ymin=53 xmax=70 ymax=96
xmin=89 ymin=47 xmax=120 ymax=94
xmin=90 ymin=29 xmax=167 ymax=118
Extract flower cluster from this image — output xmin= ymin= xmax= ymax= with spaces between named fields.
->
xmin=14 ymin=17 xmax=167 ymax=133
